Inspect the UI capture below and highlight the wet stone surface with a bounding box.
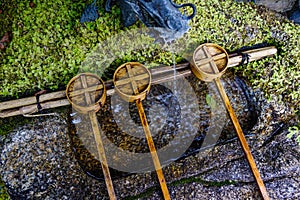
[0,74,299,199]
[0,118,88,199]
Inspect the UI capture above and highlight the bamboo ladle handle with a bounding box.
[66,73,117,200]
[213,78,270,200]
[136,99,171,200]
[208,52,270,200]
[192,44,270,200]
[113,62,170,200]
[89,111,117,200]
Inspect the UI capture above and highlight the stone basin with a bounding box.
[0,73,298,199]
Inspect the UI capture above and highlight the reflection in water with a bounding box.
[70,112,77,117]
[71,116,82,124]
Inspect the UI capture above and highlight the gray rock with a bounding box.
[256,0,297,12]
[0,117,93,199]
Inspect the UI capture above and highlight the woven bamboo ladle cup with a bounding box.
[66,73,116,200]
[113,62,170,200]
[191,43,270,200]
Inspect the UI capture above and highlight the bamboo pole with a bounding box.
[113,63,170,199]
[0,46,277,118]
[0,99,70,118]
[228,46,277,67]
[0,90,66,111]
[89,111,117,200]
[214,78,270,200]
[204,46,270,200]
[66,73,117,200]
[136,99,171,200]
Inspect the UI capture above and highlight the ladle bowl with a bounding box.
[113,62,151,102]
[191,43,229,82]
[66,73,106,113]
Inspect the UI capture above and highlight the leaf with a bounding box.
[287,126,299,139]
[296,136,300,145]
[206,94,217,109]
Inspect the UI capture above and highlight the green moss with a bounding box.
[0,178,10,200]
[0,1,16,36]
[0,116,34,136]
[0,0,299,113]
[124,176,237,200]
[171,176,237,187]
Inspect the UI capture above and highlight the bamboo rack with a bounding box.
[0,46,277,118]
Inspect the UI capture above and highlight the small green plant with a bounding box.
[206,94,217,109]
[0,0,299,115]
[287,125,300,145]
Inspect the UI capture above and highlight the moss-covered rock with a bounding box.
[0,0,299,113]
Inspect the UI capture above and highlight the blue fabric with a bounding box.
[80,0,99,23]
[105,0,197,42]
